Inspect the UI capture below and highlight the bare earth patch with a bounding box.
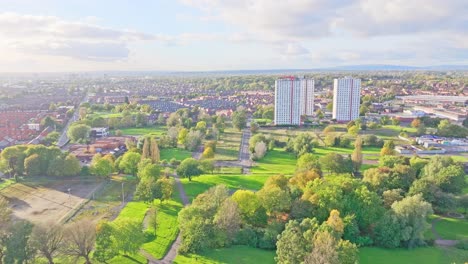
[0,179,99,224]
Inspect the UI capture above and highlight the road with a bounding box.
[57,93,88,148]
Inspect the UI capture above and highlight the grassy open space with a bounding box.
[181,174,270,201]
[359,247,468,264]
[251,149,297,175]
[359,247,442,264]
[173,246,275,264]
[114,126,167,136]
[114,201,149,222]
[160,148,192,161]
[215,128,242,161]
[434,216,468,240]
[142,196,184,259]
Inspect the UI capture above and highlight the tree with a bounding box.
[67,124,91,143]
[176,158,202,181]
[31,224,64,264]
[119,152,141,176]
[63,220,95,264]
[326,210,344,237]
[347,125,360,136]
[63,154,81,177]
[24,154,41,176]
[319,153,353,174]
[231,190,262,223]
[286,133,316,157]
[290,170,321,190]
[382,189,404,208]
[296,153,321,172]
[253,141,267,160]
[0,197,12,262]
[157,177,175,202]
[42,131,60,145]
[111,219,145,256]
[380,140,395,156]
[411,118,422,128]
[305,231,338,264]
[148,207,158,235]
[257,185,291,214]
[374,211,402,248]
[199,159,215,174]
[150,137,160,163]
[391,194,433,248]
[351,136,363,172]
[91,155,113,178]
[45,156,63,178]
[3,221,34,264]
[276,218,318,264]
[232,109,247,131]
[214,198,242,243]
[184,130,203,151]
[202,147,215,159]
[94,221,117,263]
[141,137,150,160]
[178,128,188,145]
[250,121,260,133]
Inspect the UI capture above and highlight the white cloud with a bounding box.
[0,12,221,61]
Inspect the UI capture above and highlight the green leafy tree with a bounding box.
[63,154,81,177]
[232,109,247,131]
[111,219,145,256]
[296,153,321,173]
[4,221,35,264]
[176,158,202,181]
[391,194,433,248]
[319,153,353,174]
[94,221,117,263]
[119,152,141,176]
[351,136,363,172]
[24,154,41,176]
[276,218,318,264]
[67,124,91,143]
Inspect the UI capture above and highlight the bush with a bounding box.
[456,239,468,250]
[234,228,258,247]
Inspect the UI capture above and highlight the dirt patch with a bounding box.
[1,179,99,224]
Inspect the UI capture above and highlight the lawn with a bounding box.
[114,201,149,222]
[251,149,297,175]
[142,196,184,259]
[181,174,270,201]
[359,247,442,264]
[359,246,468,264]
[173,246,275,264]
[434,216,468,240]
[215,128,242,161]
[160,148,192,161]
[114,126,167,136]
[313,146,381,156]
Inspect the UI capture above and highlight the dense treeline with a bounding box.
[0,145,81,178]
[177,152,467,262]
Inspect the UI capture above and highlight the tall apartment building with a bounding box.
[332,77,361,121]
[274,76,314,125]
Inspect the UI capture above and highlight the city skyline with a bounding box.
[0,0,467,72]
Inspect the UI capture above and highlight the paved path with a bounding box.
[431,217,458,247]
[58,93,88,148]
[143,173,189,264]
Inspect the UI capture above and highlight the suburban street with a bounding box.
[57,93,88,148]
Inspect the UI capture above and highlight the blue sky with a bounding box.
[0,0,466,72]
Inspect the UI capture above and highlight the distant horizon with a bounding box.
[0,63,467,75]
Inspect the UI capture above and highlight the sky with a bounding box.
[0,0,466,72]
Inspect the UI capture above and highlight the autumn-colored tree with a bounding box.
[150,137,160,163]
[351,136,363,172]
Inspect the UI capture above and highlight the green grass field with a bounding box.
[114,201,149,222]
[142,197,184,259]
[434,216,468,240]
[160,148,192,161]
[115,126,167,136]
[181,174,270,201]
[359,247,468,264]
[251,149,297,175]
[215,128,242,161]
[173,246,275,264]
